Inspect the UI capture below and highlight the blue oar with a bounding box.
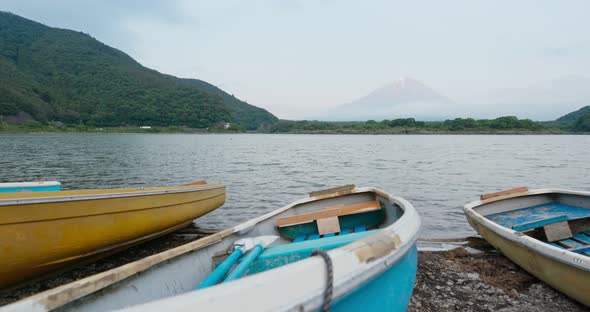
[223,244,264,282]
[197,248,243,289]
[197,235,278,289]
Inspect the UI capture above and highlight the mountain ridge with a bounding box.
[0,11,277,130]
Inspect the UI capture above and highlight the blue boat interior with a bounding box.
[486,203,590,256]
[202,194,396,288]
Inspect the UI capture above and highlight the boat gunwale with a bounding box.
[464,188,590,272]
[0,192,226,226]
[3,187,420,312]
[0,183,225,207]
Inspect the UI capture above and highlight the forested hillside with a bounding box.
[0,12,277,129]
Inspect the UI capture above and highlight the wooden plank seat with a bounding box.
[277,201,381,228]
[277,201,384,240]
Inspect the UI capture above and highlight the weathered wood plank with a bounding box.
[276,200,381,227]
[309,185,355,197]
[544,221,573,242]
[316,216,341,235]
[480,187,529,201]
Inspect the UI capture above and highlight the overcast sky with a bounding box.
[3,0,590,119]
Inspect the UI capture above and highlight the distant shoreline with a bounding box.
[1,128,586,135]
[0,125,242,134]
[270,129,573,135]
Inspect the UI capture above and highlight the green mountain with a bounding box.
[556,105,590,122]
[0,12,277,130]
[550,106,590,132]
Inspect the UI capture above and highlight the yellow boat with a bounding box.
[0,181,225,289]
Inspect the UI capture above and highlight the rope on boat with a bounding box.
[312,249,333,312]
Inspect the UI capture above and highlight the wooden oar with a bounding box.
[197,236,278,289]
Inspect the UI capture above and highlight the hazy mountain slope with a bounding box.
[0,11,277,129]
[556,105,590,122]
[318,78,455,121]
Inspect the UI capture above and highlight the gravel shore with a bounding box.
[1,235,588,311]
[409,238,588,312]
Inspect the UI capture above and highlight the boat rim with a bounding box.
[0,183,225,207]
[463,188,590,272]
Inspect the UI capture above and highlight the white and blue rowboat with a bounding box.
[464,187,590,307]
[0,181,60,193]
[3,185,421,312]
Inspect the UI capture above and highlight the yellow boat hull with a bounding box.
[0,182,225,289]
[468,215,590,306]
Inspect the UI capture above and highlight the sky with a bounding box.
[3,0,590,119]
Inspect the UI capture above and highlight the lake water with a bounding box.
[1,133,589,238]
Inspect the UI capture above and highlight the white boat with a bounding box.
[464,187,590,307]
[3,185,421,312]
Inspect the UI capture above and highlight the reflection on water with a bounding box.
[1,133,589,238]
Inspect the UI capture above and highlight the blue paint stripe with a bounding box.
[308,234,320,240]
[547,242,564,249]
[570,246,590,253]
[559,239,585,248]
[512,215,568,232]
[354,225,366,233]
[293,235,307,243]
[572,233,590,245]
[340,228,352,235]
